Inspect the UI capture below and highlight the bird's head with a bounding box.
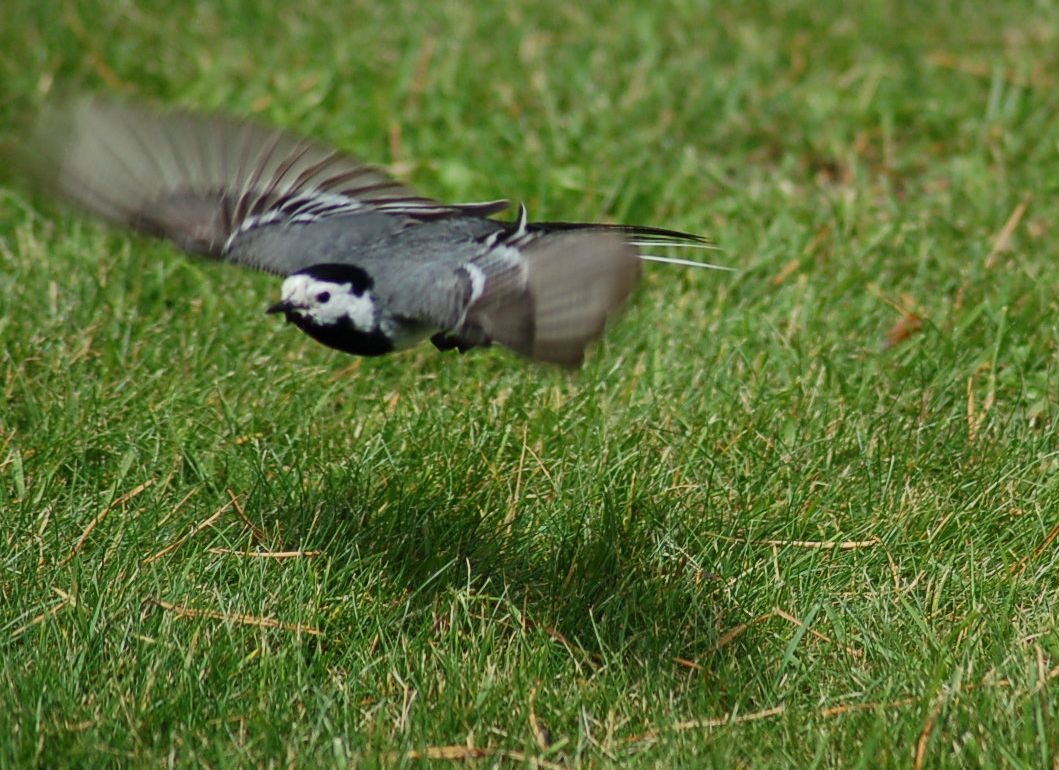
[267,264,377,331]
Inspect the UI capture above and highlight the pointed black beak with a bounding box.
[266,299,293,316]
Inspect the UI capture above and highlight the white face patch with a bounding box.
[278,274,376,331]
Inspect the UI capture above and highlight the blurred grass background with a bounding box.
[2,0,1059,767]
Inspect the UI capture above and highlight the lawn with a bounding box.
[2,0,1059,767]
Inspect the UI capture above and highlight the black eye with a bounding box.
[316,292,331,303]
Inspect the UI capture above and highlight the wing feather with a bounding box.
[393,229,639,367]
[15,97,510,271]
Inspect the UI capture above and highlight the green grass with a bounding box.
[3,0,1059,767]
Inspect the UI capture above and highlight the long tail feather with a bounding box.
[530,220,710,247]
[638,254,737,271]
[523,220,728,271]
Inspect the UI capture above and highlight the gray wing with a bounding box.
[380,222,641,367]
[14,97,509,274]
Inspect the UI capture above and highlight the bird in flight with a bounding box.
[12,97,719,367]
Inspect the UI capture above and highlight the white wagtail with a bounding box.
[12,97,721,367]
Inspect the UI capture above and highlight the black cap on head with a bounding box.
[293,263,374,294]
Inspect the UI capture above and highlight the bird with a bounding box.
[10,97,720,367]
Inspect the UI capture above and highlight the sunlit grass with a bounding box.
[3,1,1059,767]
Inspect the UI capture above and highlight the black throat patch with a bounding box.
[288,313,395,357]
